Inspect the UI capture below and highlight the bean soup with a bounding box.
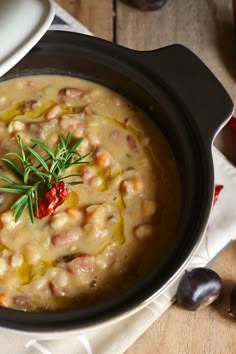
[0,75,181,311]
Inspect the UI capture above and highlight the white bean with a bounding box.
[0,96,6,105]
[121,176,143,196]
[134,224,154,240]
[142,200,157,217]
[76,137,90,154]
[0,258,7,276]
[17,132,31,145]
[45,104,61,120]
[50,212,69,230]
[0,210,17,230]
[10,252,23,268]
[59,117,80,130]
[90,89,102,98]
[86,133,100,146]
[8,120,25,134]
[81,166,96,181]
[39,118,58,132]
[32,277,47,291]
[54,270,69,287]
[96,251,115,270]
[83,223,100,239]
[85,204,111,228]
[90,176,103,189]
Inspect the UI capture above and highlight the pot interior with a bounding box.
[0,31,213,332]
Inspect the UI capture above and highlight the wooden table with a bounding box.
[56,1,236,353]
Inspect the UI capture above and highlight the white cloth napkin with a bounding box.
[0,4,235,354]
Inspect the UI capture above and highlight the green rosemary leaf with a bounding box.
[70,137,83,151]
[10,194,28,210]
[59,174,81,180]
[14,198,28,222]
[71,160,90,166]
[27,192,34,223]
[72,151,83,158]
[54,142,62,157]
[69,181,84,186]
[26,165,48,180]
[65,153,91,168]
[58,135,66,150]
[25,143,36,161]
[24,166,32,184]
[33,189,39,218]
[26,146,49,172]
[2,151,24,163]
[83,152,92,158]
[63,155,74,167]
[1,158,23,179]
[0,184,32,192]
[0,175,16,184]
[12,193,27,212]
[65,132,72,148]
[17,135,26,161]
[48,170,58,184]
[34,156,51,172]
[30,139,55,159]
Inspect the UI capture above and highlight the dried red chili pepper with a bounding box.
[226,116,236,147]
[213,184,224,206]
[34,181,70,219]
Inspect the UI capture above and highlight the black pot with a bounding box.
[0,31,233,335]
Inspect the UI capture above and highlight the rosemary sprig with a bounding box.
[0,133,91,223]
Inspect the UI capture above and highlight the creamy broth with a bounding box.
[0,75,181,311]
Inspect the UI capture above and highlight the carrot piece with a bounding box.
[0,294,8,307]
[131,176,143,192]
[94,150,112,168]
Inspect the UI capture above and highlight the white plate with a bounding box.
[0,0,55,77]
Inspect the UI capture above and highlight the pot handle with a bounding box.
[138,44,234,144]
